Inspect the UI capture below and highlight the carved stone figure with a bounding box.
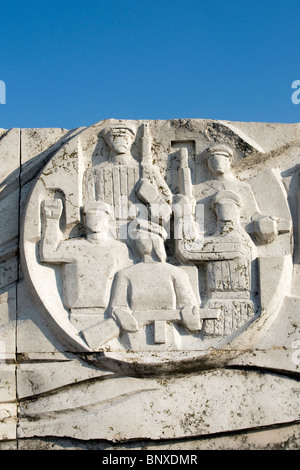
[110,219,202,350]
[174,142,290,278]
[195,144,282,243]
[83,123,139,224]
[83,122,172,240]
[40,198,132,330]
[203,190,257,336]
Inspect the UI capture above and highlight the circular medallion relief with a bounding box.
[20,119,293,373]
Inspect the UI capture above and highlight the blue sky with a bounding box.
[1,0,300,129]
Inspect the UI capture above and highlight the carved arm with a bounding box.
[40,199,66,263]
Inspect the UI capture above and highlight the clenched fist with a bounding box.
[41,199,63,220]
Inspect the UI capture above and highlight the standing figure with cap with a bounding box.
[83,121,172,242]
[197,143,280,243]
[83,121,140,238]
[174,142,286,263]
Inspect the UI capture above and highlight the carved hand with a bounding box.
[112,307,139,332]
[180,305,202,332]
[42,199,63,220]
[252,214,278,244]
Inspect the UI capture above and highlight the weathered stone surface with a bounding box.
[0,364,17,441]
[15,423,300,450]
[0,119,299,449]
[17,369,300,441]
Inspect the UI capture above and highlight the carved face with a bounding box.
[215,201,239,222]
[105,129,134,155]
[135,234,153,256]
[84,210,110,233]
[207,154,231,175]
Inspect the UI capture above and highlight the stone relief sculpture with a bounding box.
[21,118,293,368]
[1,118,297,447]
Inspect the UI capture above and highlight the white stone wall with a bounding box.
[0,120,299,450]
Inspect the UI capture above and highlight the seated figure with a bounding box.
[109,219,202,350]
[203,190,258,336]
